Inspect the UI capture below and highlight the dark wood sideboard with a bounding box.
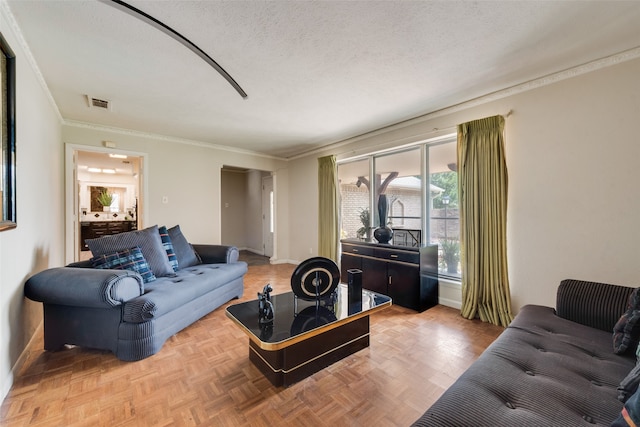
[80,220,138,251]
[340,239,438,312]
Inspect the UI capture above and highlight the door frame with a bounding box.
[64,143,149,264]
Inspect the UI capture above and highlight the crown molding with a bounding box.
[0,0,63,123]
[290,45,640,160]
[63,119,286,161]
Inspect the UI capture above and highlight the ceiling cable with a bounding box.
[98,0,248,99]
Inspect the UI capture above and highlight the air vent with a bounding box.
[86,95,112,110]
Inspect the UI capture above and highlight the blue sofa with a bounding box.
[25,226,247,361]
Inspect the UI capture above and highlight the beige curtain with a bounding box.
[318,155,338,261]
[458,115,513,327]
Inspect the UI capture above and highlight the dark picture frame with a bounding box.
[0,32,15,231]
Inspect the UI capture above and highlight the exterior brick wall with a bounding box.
[340,183,460,243]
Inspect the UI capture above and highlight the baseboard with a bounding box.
[438,297,461,310]
[281,258,296,265]
[242,247,265,256]
[270,258,297,265]
[1,321,43,402]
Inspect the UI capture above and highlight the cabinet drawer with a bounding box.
[341,244,374,257]
[374,247,419,264]
[109,225,125,233]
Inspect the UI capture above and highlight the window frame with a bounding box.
[337,133,459,281]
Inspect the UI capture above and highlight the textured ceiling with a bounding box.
[6,1,640,158]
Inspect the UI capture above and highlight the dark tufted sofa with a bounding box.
[413,279,636,426]
[25,244,247,361]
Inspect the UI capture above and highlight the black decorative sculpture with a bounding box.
[374,194,393,244]
[258,284,274,324]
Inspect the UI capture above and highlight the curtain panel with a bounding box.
[458,115,513,327]
[318,155,338,261]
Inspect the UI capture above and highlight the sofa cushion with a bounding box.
[614,288,640,354]
[87,225,175,278]
[91,247,156,284]
[167,225,200,269]
[122,262,248,322]
[158,226,179,271]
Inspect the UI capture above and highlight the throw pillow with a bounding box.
[86,225,175,277]
[158,225,179,271]
[619,360,640,403]
[91,246,156,283]
[612,387,640,427]
[167,225,201,269]
[614,288,640,354]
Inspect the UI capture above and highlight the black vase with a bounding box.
[374,226,393,244]
[374,194,393,244]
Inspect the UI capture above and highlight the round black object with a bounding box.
[290,306,337,335]
[290,257,340,300]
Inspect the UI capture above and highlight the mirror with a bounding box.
[0,32,15,232]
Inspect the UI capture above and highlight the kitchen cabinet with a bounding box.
[340,239,438,312]
[80,220,138,251]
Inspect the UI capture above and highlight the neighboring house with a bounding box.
[2,7,640,403]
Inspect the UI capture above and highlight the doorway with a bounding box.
[64,145,146,263]
[262,175,274,258]
[220,167,275,261]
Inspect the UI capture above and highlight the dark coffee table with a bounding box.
[226,284,391,386]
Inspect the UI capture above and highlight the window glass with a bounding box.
[374,148,422,247]
[428,141,460,278]
[338,159,370,241]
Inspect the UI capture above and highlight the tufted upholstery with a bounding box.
[413,280,636,427]
[25,244,247,361]
[122,263,247,322]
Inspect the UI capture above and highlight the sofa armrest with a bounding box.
[192,244,239,264]
[24,267,144,309]
[556,278,634,332]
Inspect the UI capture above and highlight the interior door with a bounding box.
[262,175,274,258]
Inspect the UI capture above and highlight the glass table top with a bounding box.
[226,283,391,346]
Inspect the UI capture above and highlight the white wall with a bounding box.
[0,10,64,400]
[287,57,640,312]
[62,126,289,256]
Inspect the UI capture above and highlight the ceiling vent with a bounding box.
[86,95,112,111]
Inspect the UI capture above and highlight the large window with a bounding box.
[338,135,459,279]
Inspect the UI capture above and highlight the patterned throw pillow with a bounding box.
[613,288,640,354]
[91,246,156,283]
[158,226,178,272]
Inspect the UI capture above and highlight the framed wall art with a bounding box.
[0,32,15,232]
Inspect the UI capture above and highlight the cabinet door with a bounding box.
[340,253,362,283]
[387,262,420,310]
[362,257,388,295]
[80,223,92,251]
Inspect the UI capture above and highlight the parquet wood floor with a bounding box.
[1,263,504,426]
